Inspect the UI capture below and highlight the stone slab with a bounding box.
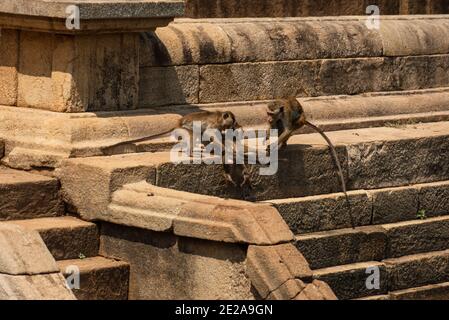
[100,222,255,299]
[383,216,449,258]
[58,257,129,300]
[313,261,388,300]
[0,167,63,220]
[9,217,99,260]
[296,226,387,269]
[0,273,75,300]
[198,55,449,103]
[0,223,59,275]
[384,249,449,291]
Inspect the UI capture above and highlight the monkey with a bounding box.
[101,110,240,156]
[222,148,254,201]
[266,97,355,228]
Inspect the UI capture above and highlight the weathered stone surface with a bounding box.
[141,19,382,66]
[381,19,449,56]
[9,217,99,260]
[58,257,129,300]
[266,279,305,300]
[139,65,199,107]
[369,186,419,224]
[0,273,75,300]
[356,294,390,300]
[0,0,184,19]
[0,105,181,169]
[140,23,231,66]
[0,167,63,220]
[198,55,449,103]
[383,216,449,258]
[0,223,59,275]
[345,125,449,190]
[384,249,449,291]
[296,226,387,269]
[0,29,18,106]
[108,182,294,245]
[294,279,337,300]
[390,282,449,300]
[58,154,157,220]
[417,181,449,217]
[246,244,312,299]
[270,190,371,233]
[17,31,139,112]
[100,222,255,300]
[184,0,406,17]
[0,0,184,33]
[313,262,388,300]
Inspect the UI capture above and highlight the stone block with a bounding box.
[17,31,139,112]
[296,226,387,269]
[383,216,449,258]
[0,273,75,300]
[270,190,371,233]
[417,181,449,217]
[0,29,18,105]
[313,262,388,300]
[384,249,449,291]
[370,186,419,224]
[0,223,59,275]
[139,65,199,107]
[100,223,255,300]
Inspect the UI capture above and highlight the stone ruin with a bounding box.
[1,0,449,300]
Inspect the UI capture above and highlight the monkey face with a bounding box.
[266,102,284,125]
[222,111,239,130]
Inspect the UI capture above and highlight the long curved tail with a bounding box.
[305,121,355,228]
[101,127,175,155]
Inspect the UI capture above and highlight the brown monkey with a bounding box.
[266,97,354,227]
[101,110,240,155]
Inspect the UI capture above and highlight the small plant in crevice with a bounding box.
[78,253,86,260]
[417,209,427,220]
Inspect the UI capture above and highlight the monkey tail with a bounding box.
[101,127,175,156]
[305,121,355,229]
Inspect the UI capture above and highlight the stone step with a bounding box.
[0,167,63,220]
[7,217,99,261]
[109,87,449,155]
[58,256,130,300]
[60,121,449,204]
[358,281,449,300]
[314,249,449,299]
[296,216,449,269]
[313,261,388,300]
[270,180,449,233]
[183,2,449,18]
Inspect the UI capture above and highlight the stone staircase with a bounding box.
[56,119,449,299]
[0,166,130,300]
[2,0,449,300]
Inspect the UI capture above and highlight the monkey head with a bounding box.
[266,100,285,125]
[221,111,240,130]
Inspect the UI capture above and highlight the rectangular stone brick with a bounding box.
[313,261,388,300]
[18,31,140,112]
[199,55,449,103]
[0,29,18,106]
[384,249,449,291]
[417,181,449,217]
[383,216,449,258]
[139,65,199,107]
[296,226,387,269]
[270,190,371,233]
[370,186,419,224]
